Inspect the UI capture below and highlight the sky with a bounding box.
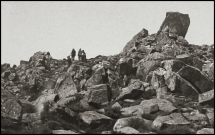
[1,1,214,66]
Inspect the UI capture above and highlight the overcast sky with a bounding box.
[1,1,214,66]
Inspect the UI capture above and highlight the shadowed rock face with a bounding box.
[158,12,190,38]
[123,28,149,53]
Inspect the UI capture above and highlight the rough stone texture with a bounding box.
[157,12,190,38]
[182,112,208,122]
[22,113,39,123]
[116,126,140,134]
[178,66,214,93]
[1,99,23,121]
[139,100,159,114]
[164,71,200,98]
[88,89,109,106]
[111,102,122,111]
[20,60,29,65]
[196,128,214,134]
[161,59,186,73]
[142,86,156,99]
[87,84,111,106]
[55,76,78,99]
[152,113,190,131]
[79,111,112,127]
[1,89,23,122]
[1,63,10,74]
[120,100,158,117]
[8,73,16,81]
[116,85,144,101]
[149,99,177,113]
[205,110,214,127]
[123,28,148,53]
[136,60,161,81]
[113,116,152,133]
[85,72,104,87]
[199,89,214,105]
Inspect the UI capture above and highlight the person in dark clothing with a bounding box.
[40,55,47,69]
[82,50,86,62]
[71,48,76,60]
[67,56,72,67]
[78,48,82,61]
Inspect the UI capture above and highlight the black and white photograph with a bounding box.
[1,1,214,134]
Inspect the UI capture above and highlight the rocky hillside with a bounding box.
[1,12,214,134]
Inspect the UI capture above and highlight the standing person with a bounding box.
[71,48,76,60]
[41,55,47,69]
[78,48,82,61]
[45,52,52,70]
[82,50,86,62]
[67,56,72,68]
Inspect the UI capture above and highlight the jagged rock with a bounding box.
[161,59,186,72]
[1,99,23,121]
[199,89,214,105]
[52,130,79,134]
[205,110,214,127]
[136,60,161,81]
[178,65,214,93]
[202,63,214,81]
[157,12,190,38]
[55,75,77,99]
[123,28,148,53]
[1,89,23,122]
[116,127,140,134]
[97,109,105,114]
[196,128,214,134]
[113,116,152,133]
[144,52,167,62]
[116,80,144,100]
[29,51,52,68]
[150,69,168,99]
[85,70,104,87]
[79,111,112,127]
[111,102,122,111]
[88,84,111,107]
[120,100,159,117]
[1,69,11,79]
[152,113,190,131]
[182,112,208,123]
[163,70,200,98]
[136,45,151,54]
[142,86,156,99]
[149,99,177,113]
[20,60,29,65]
[1,63,10,74]
[8,73,16,81]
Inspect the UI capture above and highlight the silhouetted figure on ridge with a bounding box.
[67,56,72,67]
[71,48,76,60]
[82,50,86,62]
[78,48,82,61]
